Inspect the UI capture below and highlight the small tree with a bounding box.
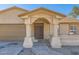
[69,6,79,18]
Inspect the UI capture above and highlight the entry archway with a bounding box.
[32,18,50,42]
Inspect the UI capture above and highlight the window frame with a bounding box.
[69,24,77,35]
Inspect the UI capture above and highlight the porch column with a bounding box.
[51,22,61,48]
[23,19,33,48]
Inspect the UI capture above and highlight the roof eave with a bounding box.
[18,7,66,17]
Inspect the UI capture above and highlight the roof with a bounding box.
[59,17,79,23]
[18,7,66,17]
[0,6,28,14]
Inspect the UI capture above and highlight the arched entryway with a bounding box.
[32,18,50,42]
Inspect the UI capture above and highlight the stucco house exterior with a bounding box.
[0,6,79,48]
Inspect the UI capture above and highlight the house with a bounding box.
[0,6,79,48]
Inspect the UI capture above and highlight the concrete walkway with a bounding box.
[18,42,63,55]
[32,44,63,55]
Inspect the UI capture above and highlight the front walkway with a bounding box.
[0,41,79,55]
[31,42,63,55]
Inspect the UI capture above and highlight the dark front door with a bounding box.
[34,23,44,39]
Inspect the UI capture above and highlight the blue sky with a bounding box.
[0,4,79,15]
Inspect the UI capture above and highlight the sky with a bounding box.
[0,4,79,15]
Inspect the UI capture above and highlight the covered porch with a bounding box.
[18,8,65,48]
[22,16,61,48]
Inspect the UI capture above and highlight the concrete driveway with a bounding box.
[0,41,79,55]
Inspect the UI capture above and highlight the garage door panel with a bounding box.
[0,24,26,38]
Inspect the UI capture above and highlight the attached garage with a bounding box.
[0,24,26,41]
[0,6,28,41]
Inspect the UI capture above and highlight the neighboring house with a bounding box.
[0,6,79,48]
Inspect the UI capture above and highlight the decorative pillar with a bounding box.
[23,18,33,48]
[50,17,61,48]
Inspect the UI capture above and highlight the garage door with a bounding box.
[0,24,26,40]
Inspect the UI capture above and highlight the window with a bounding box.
[69,24,77,34]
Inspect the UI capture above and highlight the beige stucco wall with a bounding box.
[59,24,69,35]
[76,24,79,34]
[60,35,79,46]
[0,9,26,24]
[44,23,50,39]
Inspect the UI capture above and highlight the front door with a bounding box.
[34,23,44,39]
